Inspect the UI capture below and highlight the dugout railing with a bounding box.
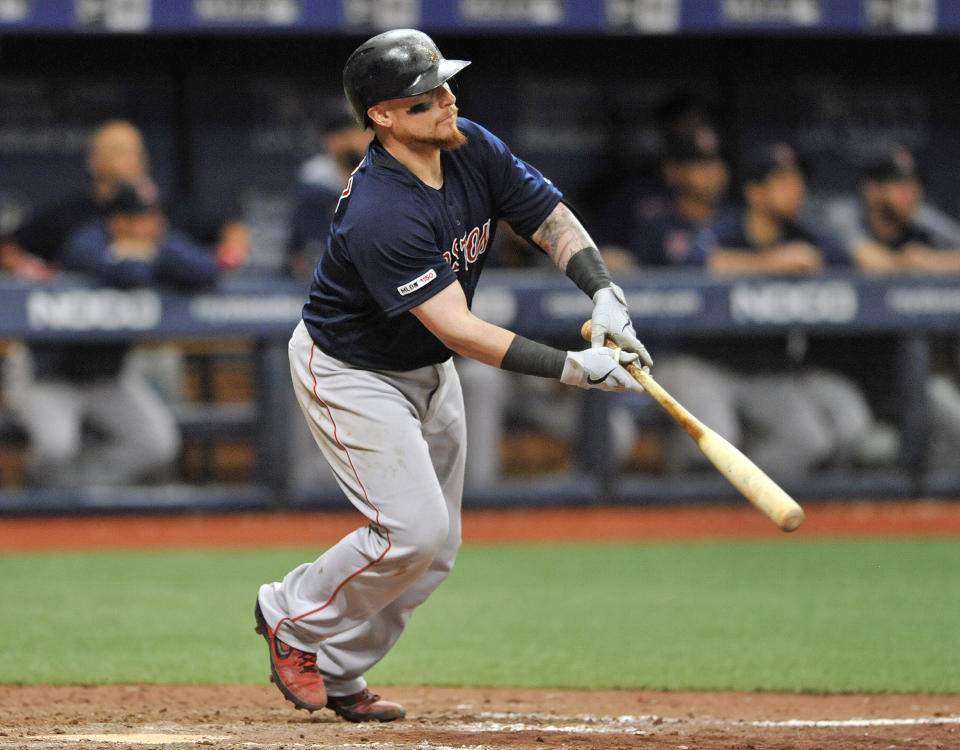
[0,269,956,514]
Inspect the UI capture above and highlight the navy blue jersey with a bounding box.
[287,183,340,277]
[63,221,219,290]
[29,219,219,384]
[697,209,850,267]
[302,118,561,370]
[689,208,854,373]
[631,204,709,267]
[865,213,934,250]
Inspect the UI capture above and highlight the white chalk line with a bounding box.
[27,732,230,745]
[453,710,676,735]
[753,716,960,728]
[5,712,959,747]
[456,711,960,734]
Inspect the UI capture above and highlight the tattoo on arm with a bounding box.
[532,203,595,272]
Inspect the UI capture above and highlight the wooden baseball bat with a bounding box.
[581,320,804,532]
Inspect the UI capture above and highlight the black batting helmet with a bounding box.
[342,29,471,129]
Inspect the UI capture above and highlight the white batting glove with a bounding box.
[591,283,653,369]
[560,346,645,393]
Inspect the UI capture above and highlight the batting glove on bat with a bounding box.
[591,283,653,369]
[561,346,645,393]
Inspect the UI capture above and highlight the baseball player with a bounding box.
[254,29,652,723]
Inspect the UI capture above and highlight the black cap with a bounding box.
[342,29,470,128]
[105,180,162,215]
[864,145,919,183]
[664,125,722,163]
[742,142,805,184]
[321,103,361,135]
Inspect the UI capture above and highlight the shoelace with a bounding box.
[332,689,377,708]
[296,650,320,675]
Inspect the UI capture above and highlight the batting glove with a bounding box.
[561,346,645,393]
[591,283,653,369]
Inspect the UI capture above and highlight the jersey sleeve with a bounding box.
[796,222,851,267]
[154,229,221,289]
[13,202,77,262]
[821,198,868,254]
[472,122,562,238]
[62,222,157,288]
[694,210,739,258]
[340,200,458,318]
[709,210,748,248]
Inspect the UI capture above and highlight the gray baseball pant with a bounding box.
[258,320,466,697]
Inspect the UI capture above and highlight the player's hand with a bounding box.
[560,346,644,393]
[900,242,939,272]
[763,242,823,274]
[590,283,653,369]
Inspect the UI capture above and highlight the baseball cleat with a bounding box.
[326,689,406,722]
[254,598,327,712]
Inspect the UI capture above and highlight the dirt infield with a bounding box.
[2,685,959,749]
[2,501,959,748]
[3,499,960,552]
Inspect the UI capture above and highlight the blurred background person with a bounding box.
[283,105,373,498]
[586,92,720,257]
[458,225,584,491]
[830,146,960,274]
[0,119,249,279]
[2,180,225,488]
[588,124,730,474]
[818,145,960,267]
[623,124,729,269]
[707,142,847,273]
[0,120,148,280]
[0,119,250,454]
[655,141,892,480]
[286,106,373,282]
[819,145,960,471]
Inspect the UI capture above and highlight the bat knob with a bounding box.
[779,506,805,532]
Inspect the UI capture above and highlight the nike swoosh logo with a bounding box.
[587,367,617,385]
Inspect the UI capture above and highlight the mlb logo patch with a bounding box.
[397,268,437,296]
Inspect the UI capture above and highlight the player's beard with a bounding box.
[427,123,467,151]
[679,184,724,208]
[878,199,910,227]
[770,204,801,226]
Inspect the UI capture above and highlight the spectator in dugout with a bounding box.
[280,107,374,495]
[619,123,730,269]
[1,180,225,488]
[585,124,731,471]
[0,119,249,277]
[817,145,960,471]
[286,106,373,281]
[835,145,960,273]
[653,140,896,478]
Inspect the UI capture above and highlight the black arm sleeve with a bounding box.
[564,246,613,298]
[500,335,566,379]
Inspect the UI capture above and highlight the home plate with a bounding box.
[34,734,229,744]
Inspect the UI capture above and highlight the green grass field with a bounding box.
[1,538,957,693]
